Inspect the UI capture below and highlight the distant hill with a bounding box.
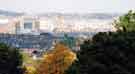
[0,9,122,19]
[0,9,25,16]
[38,13,122,20]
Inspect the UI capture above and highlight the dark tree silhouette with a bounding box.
[66,31,135,74]
[0,43,24,74]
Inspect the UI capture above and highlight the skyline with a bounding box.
[0,0,134,14]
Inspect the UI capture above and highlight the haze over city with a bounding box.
[0,0,134,14]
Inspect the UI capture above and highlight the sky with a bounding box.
[0,0,135,14]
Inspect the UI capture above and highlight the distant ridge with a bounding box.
[38,13,122,20]
[0,9,25,16]
[0,9,122,19]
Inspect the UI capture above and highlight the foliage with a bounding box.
[0,43,24,74]
[37,43,76,74]
[115,10,135,31]
[66,31,135,74]
[25,66,36,74]
[22,52,37,74]
[62,34,76,49]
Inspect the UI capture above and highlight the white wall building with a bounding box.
[15,16,40,35]
[39,17,55,32]
[0,15,117,34]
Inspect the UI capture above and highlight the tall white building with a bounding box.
[15,16,40,34]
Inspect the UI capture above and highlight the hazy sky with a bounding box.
[0,0,135,14]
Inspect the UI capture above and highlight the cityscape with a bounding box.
[0,0,135,74]
[0,11,118,51]
[0,12,118,34]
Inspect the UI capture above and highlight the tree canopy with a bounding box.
[62,34,76,49]
[37,43,76,74]
[0,43,24,74]
[66,31,135,74]
[115,10,135,31]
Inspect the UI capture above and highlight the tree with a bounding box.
[62,34,76,49]
[115,10,135,31]
[0,43,24,74]
[37,43,76,74]
[66,31,135,74]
